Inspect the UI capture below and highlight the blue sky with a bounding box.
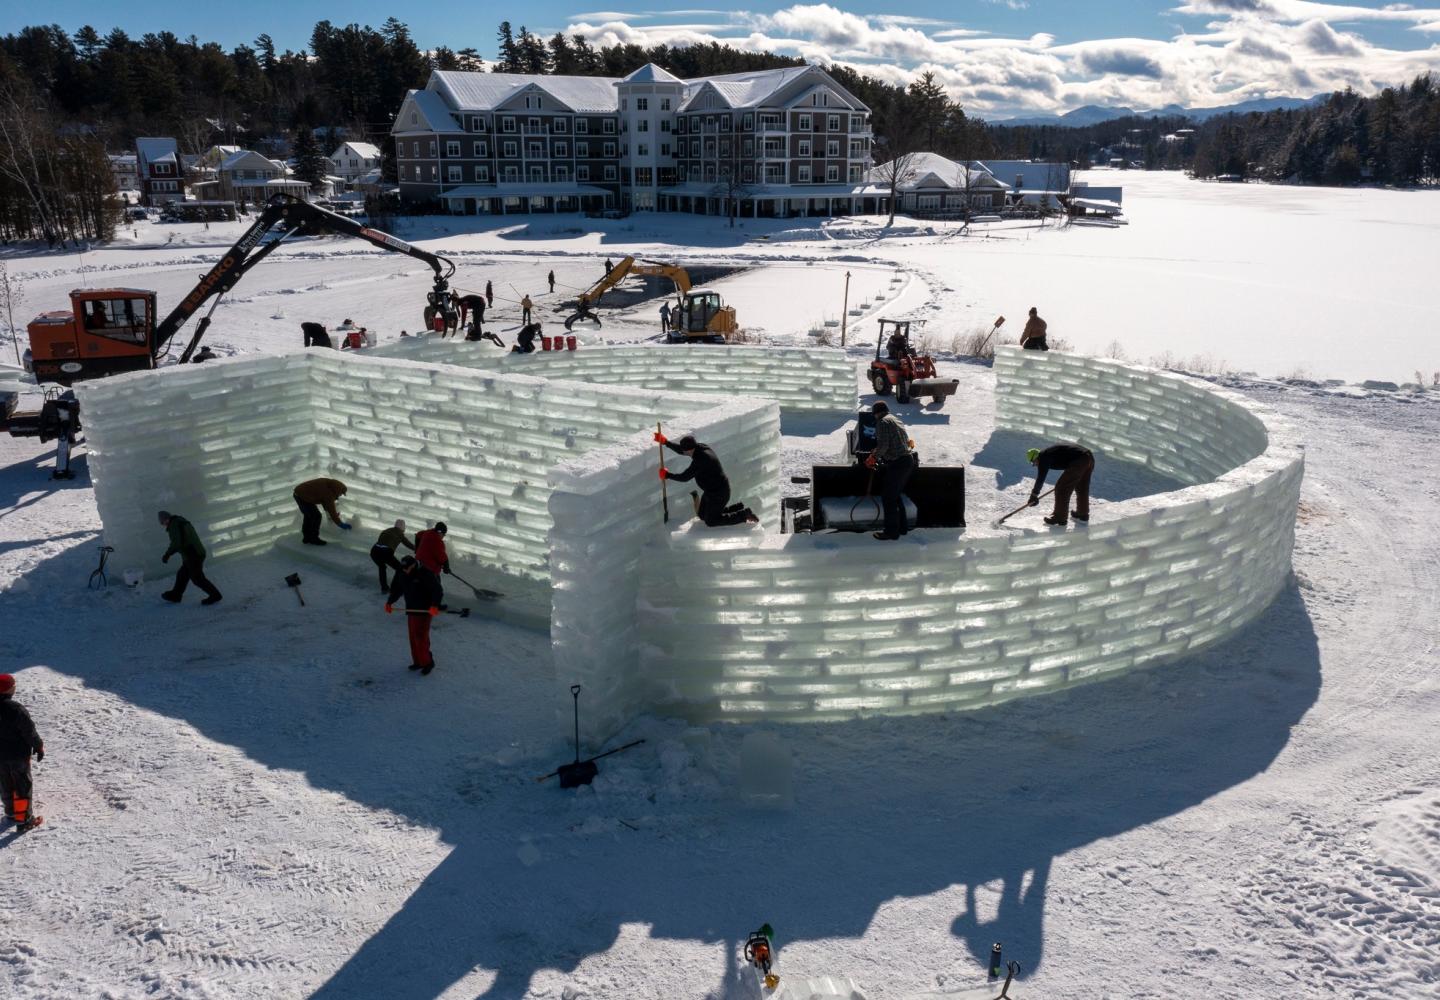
[7,2,1440,116]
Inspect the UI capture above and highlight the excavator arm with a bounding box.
[565,256,694,329]
[154,194,456,364]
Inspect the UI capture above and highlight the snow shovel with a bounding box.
[994,488,1054,528]
[445,567,503,601]
[284,572,306,606]
[400,607,471,618]
[535,684,646,787]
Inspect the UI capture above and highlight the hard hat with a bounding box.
[1026,448,1040,462]
[0,674,14,696]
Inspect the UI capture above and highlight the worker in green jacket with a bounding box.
[157,510,222,605]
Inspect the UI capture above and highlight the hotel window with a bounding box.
[554,119,567,132]
[502,117,516,132]
[660,97,671,111]
[504,142,518,158]
[529,165,544,180]
[602,119,616,133]
[604,165,617,180]
[638,144,648,156]
[826,165,839,182]
[827,140,840,157]
[555,142,569,157]
[638,120,649,132]
[577,119,589,133]
[476,165,490,181]
[660,120,671,133]
[636,98,648,111]
[604,142,616,157]
[797,165,811,182]
[798,140,811,157]
[798,114,811,130]
[577,165,590,181]
[446,141,460,157]
[577,141,589,157]
[828,115,840,131]
[473,141,487,157]
[447,165,461,182]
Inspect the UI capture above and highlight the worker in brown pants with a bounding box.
[1027,443,1094,527]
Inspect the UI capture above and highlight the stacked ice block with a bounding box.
[632,349,1304,723]
[368,339,857,414]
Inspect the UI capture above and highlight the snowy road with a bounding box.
[2,361,1436,999]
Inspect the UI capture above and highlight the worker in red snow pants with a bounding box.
[385,557,444,676]
[0,674,45,832]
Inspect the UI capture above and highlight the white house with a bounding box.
[867,152,1009,216]
[217,150,311,206]
[108,154,138,198]
[329,142,383,188]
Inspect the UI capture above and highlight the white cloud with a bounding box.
[562,2,1440,117]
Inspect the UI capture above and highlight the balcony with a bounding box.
[758,122,786,134]
[522,125,548,135]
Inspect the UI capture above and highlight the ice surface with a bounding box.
[738,732,794,810]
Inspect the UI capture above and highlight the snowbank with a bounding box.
[631,348,1303,723]
[368,339,857,414]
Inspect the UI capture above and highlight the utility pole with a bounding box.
[840,270,851,346]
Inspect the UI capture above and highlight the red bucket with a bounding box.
[431,314,444,332]
[541,336,553,351]
[566,335,577,351]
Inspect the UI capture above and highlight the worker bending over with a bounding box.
[1027,443,1094,526]
[656,433,759,527]
[293,477,352,545]
[369,519,414,593]
[867,401,918,540]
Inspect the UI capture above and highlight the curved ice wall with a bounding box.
[630,348,1303,724]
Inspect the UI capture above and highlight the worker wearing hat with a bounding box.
[0,674,45,832]
[1027,443,1095,526]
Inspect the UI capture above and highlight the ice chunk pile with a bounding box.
[369,339,857,414]
[631,351,1303,723]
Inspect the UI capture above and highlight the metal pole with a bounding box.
[840,270,851,346]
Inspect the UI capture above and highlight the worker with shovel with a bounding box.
[384,557,443,675]
[1027,443,1094,526]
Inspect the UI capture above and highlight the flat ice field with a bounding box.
[1,177,1439,999]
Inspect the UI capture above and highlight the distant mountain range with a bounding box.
[994,94,1328,128]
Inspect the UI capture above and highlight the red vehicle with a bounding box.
[25,194,456,386]
[867,319,958,405]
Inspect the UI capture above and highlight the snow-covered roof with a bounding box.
[620,63,683,85]
[392,89,461,134]
[980,160,1071,192]
[680,66,814,111]
[219,150,280,173]
[866,153,1003,191]
[109,154,137,166]
[334,141,381,159]
[431,71,620,114]
[136,137,178,164]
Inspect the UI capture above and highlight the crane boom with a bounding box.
[157,194,456,364]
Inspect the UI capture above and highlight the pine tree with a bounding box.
[292,127,329,194]
[495,22,519,73]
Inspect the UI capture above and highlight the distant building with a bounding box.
[391,63,875,218]
[136,137,185,206]
[215,150,311,207]
[866,153,1008,216]
[108,154,138,196]
[979,159,1071,210]
[329,141,383,188]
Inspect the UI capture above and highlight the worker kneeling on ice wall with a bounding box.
[656,433,760,527]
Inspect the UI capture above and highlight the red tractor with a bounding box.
[867,319,958,406]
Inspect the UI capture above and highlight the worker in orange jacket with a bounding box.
[293,478,351,545]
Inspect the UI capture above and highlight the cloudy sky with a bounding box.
[14,1,1440,116]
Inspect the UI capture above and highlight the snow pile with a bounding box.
[549,393,780,740]
[369,339,857,414]
[632,350,1302,722]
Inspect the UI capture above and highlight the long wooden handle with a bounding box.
[658,422,669,523]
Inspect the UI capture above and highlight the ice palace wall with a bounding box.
[77,346,1300,737]
[631,348,1303,723]
[368,339,857,415]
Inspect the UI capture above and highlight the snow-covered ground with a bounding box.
[2,177,1439,998]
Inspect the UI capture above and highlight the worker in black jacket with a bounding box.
[385,557,445,675]
[1027,443,1095,526]
[0,674,45,832]
[656,433,759,527]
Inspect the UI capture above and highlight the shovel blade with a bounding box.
[557,760,599,788]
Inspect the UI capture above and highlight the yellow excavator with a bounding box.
[564,255,739,343]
